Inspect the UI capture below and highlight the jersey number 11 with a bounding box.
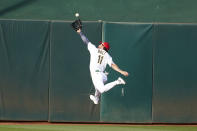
[98,55,104,64]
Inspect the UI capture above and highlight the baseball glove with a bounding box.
[71,19,82,31]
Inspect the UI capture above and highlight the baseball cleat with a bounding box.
[117,77,126,85]
[90,95,99,104]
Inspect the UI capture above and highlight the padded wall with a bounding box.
[0,20,49,120]
[152,24,197,123]
[0,20,197,123]
[49,21,102,122]
[101,22,153,123]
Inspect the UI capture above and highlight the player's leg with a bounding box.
[95,89,101,98]
[93,77,125,94]
[90,73,126,104]
[91,73,106,94]
[92,72,126,94]
[101,77,125,93]
[89,89,101,104]
[89,73,102,104]
[89,73,101,104]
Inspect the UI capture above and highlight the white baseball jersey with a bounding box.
[87,42,114,74]
[79,32,119,95]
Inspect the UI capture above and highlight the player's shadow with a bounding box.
[88,87,100,120]
[89,101,100,121]
[0,0,37,16]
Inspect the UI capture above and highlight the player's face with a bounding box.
[98,44,104,49]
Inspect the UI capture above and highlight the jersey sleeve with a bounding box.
[107,55,114,67]
[88,42,97,53]
[79,32,90,45]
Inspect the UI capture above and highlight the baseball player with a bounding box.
[76,29,129,104]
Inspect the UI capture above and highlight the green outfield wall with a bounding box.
[152,23,197,123]
[0,20,50,121]
[0,0,197,23]
[0,19,197,123]
[49,21,101,122]
[101,23,153,123]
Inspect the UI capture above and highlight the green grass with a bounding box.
[0,124,197,131]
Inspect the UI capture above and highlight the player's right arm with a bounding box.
[77,29,89,45]
[77,29,97,53]
[111,63,129,77]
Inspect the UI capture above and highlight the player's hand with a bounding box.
[77,29,81,33]
[121,71,129,77]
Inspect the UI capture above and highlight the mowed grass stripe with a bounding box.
[0,124,197,131]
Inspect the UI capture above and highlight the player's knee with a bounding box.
[97,88,105,94]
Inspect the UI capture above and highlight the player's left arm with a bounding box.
[111,63,129,77]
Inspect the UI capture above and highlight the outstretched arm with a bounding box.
[111,63,129,77]
[77,29,90,45]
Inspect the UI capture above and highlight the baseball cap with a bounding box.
[99,42,110,51]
